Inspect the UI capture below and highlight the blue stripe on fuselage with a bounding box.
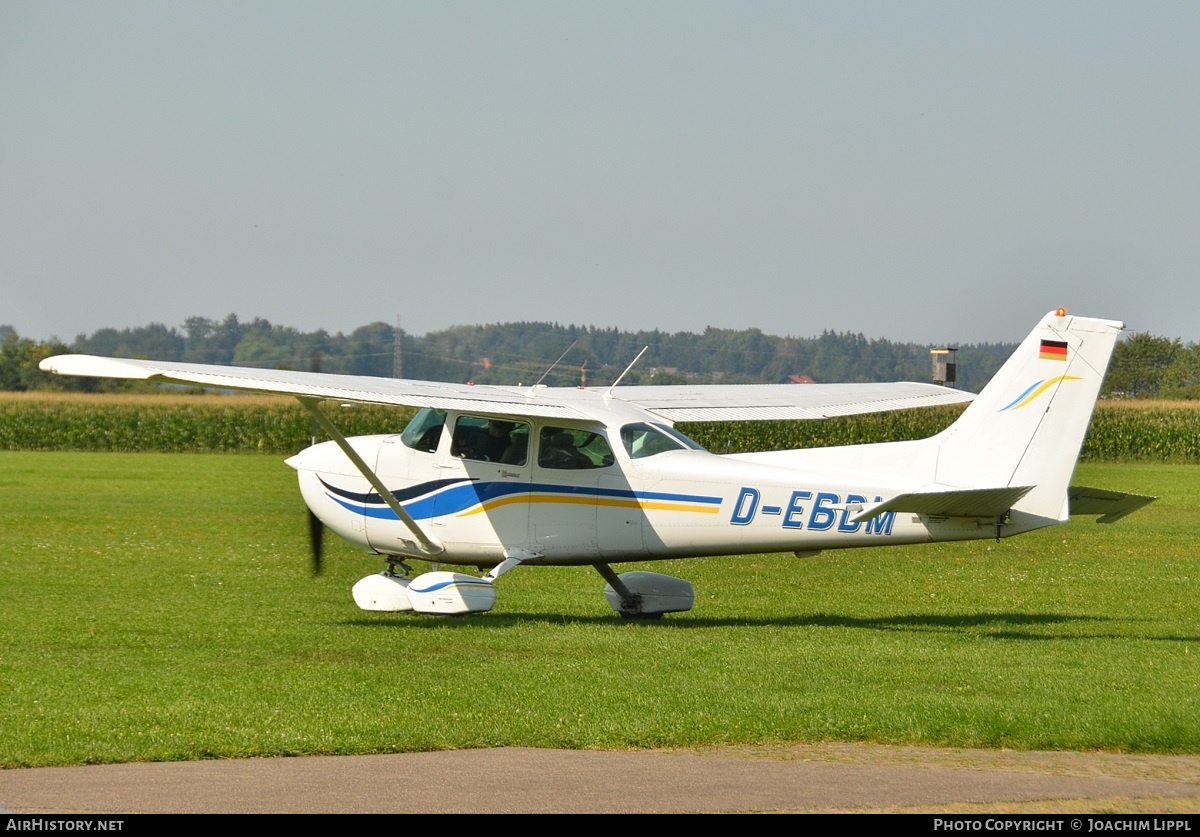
[320,478,721,521]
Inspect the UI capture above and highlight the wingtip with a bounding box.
[35,354,159,380]
[38,354,69,373]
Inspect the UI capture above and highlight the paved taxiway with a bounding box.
[3,744,1200,814]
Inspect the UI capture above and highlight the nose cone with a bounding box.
[286,436,394,552]
[285,437,387,476]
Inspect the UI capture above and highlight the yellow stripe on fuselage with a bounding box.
[457,494,721,518]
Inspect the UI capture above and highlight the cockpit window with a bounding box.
[451,416,530,465]
[538,427,614,470]
[620,422,706,459]
[400,408,446,453]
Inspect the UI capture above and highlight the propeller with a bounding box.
[309,508,325,576]
[307,349,325,576]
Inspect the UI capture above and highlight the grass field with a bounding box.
[1,451,1197,767]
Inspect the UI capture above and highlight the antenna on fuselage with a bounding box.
[525,339,579,396]
[605,346,648,399]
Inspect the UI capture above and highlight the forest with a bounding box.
[1,315,1195,398]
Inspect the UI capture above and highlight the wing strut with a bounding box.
[593,563,640,612]
[298,397,443,557]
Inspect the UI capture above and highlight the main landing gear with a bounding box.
[350,559,694,619]
[594,564,695,619]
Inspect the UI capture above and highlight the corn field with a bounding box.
[2,393,1198,462]
[0,393,412,454]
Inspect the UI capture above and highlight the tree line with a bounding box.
[3,315,1193,397]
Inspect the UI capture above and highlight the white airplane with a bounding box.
[40,308,1153,618]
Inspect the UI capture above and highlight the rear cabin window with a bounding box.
[537,427,614,470]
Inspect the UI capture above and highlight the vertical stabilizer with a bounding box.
[931,310,1123,522]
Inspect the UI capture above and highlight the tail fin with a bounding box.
[930,309,1123,522]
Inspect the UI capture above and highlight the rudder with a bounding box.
[930,309,1123,522]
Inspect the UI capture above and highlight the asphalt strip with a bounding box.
[2,744,1199,814]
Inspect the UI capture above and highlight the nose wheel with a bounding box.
[352,556,417,612]
[383,557,413,579]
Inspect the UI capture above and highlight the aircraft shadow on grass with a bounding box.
[335,610,1199,644]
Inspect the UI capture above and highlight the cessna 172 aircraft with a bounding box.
[40,309,1153,618]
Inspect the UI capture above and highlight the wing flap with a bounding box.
[849,485,1035,522]
[609,382,974,422]
[1068,485,1157,523]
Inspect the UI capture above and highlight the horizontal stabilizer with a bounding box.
[850,485,1035,523]
[1068,485,1157,523]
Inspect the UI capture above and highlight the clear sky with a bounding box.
[2,1,1198,347]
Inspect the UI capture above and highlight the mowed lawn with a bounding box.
[1,451,1197,767]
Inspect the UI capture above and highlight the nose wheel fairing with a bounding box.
[352,560,499,616]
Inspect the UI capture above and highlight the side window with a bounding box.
[538,427,614,470]
[400,408,446,453]
[620,422,700,459]
[452,416,529,465]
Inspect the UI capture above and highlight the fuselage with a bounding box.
[286,407,1045,568]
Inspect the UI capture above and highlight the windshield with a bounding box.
[399,408,446,453]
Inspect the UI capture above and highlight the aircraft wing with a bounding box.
[39,355,974,423]
[605,382,974,422]
[37,355,590,419]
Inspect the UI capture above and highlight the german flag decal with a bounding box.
[1039,339,1068,361]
